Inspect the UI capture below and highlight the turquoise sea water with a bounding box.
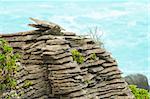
[0,0,149,82]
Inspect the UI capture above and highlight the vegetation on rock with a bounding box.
[71,49,84,64]
[88,26,104,47]
[129,85,150,99]
[0,39,22,99]
[22,80,33,88]
[90,53,97,60]
[0,39,20,91]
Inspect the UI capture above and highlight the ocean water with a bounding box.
[0,0,149,82]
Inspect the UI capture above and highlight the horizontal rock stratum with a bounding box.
[0,18,134,99]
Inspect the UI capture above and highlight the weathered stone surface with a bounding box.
[25,34,40,41]
[42,45,70,51]
[100,66,121,74]
[46,39,69,45]
[30,41,45,48]
[37,35,54,40]
[102,61,118,67]
[88,66,104,73]
[80,60,105,68]
[29,17,65,31]
[50,67,81,75]
[49,62,76,70]
[25,65,45,74]
[9,42,25,48]
[84,48,105,55]
[42,50,65,56]
[63,32,76,36]
[44,56,73,64]
[1,35,25,42]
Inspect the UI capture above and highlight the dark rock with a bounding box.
[124,74,150,90]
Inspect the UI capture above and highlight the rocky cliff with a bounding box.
[0,18,134,99]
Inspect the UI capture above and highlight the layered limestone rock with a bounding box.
[0,18,134,99]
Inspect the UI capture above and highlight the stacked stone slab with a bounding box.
[0,18,134,99]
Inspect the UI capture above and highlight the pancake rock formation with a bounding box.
[0,18,134,99]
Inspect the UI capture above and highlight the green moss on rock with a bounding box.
[71,49,84,64]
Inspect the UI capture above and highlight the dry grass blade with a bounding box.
[88,26,104,48]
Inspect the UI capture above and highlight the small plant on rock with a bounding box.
[129,85,150,99]
[84,80,91,84]
[87,26,104,48]
[71,49,84,64]
[22,80,33,88]
[90,53,97,60]
[0,39,21,99]
[0,39,20,91]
